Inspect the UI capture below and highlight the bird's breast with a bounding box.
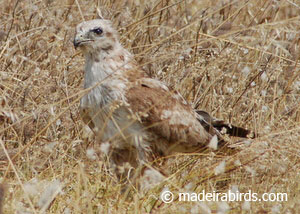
[80,85,110,109]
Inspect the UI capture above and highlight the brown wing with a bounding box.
[125,78,212,147]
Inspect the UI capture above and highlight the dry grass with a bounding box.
[1,0,300,213]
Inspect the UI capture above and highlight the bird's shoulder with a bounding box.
[123,71,211,145]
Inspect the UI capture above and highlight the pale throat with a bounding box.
[83,47,117,88]
[83,43,132,89]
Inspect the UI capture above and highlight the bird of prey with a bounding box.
[73,18,252,189]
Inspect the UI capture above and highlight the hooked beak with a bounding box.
[73,37,83,49]
[73,39,80,49]
[73,35,93,49]
[73,40,79,49]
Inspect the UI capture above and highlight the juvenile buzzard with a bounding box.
[73,18,251,190]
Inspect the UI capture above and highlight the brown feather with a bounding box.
[125,77,212,152]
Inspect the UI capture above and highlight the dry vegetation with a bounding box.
[1,0,300,213]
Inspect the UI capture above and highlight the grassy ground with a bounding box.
[1,0,300,213]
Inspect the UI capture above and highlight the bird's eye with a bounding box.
[92,28,103,35]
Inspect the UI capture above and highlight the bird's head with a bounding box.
[73,19,119,54]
